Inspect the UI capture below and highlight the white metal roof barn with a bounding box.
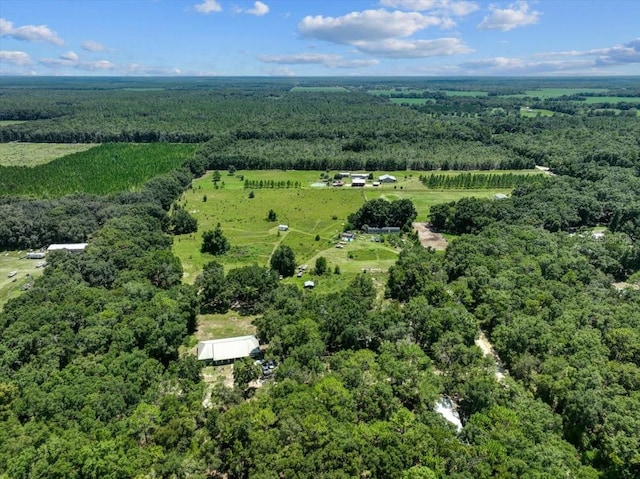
[197,336,260,362]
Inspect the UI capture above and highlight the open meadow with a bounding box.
[172,169,522,286]
[0,251,45,309]
[0,142,98,167]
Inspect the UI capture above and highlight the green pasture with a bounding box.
[582,96,640,104]
[0,142,98,167]
[0,120,28,126]
[0,250,45,310]
[0,143,199,197]
[367,88,425,96]
[173,169,518,285]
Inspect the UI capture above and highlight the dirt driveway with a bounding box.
[412,222,448,250]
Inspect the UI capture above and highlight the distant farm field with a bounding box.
[0,143,199,197]
[173,169,518,284]
[0,142,98,167]
[0,120,28,126]
[582,96,640,104]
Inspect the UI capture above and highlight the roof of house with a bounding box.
[197,335,260,361]
[304,280,315,288]
[47,243,88,251]
[494,193,508,200]
[379,174,397,181]
[351,178,366,185]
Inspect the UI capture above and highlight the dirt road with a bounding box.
[412,222,448,250]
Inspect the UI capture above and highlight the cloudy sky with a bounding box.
[1,0,638,76]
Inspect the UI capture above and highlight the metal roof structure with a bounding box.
[197,336,260,362]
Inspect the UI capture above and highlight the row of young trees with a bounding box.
[419,172,546,189]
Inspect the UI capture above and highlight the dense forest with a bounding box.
[0,77,639,478]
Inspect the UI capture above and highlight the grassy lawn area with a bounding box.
[173,169,522,286]
[582,96,640,104]
[0,142,99,167]
[0,120,28,126]
[0,250,46,310]
[290,86,349,92]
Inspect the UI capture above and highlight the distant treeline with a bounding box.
[420,172,546,189]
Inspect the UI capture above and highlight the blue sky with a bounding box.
[1,0,638,76]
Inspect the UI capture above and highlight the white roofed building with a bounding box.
[47,243,88,253]
[197,335,260,363]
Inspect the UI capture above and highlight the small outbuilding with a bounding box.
[493,193,508,200]
[379,174,397,183]
[304,280,315,289]
[26,252,46,259]
[197,335,260,364]
[278,225,289,231]
[351,178,366,187]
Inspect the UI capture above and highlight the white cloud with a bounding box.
[259,52,378,69]
[81,40,106,52]
[60,51,79,61]
[532,38,640,67]
[246,1,269,16]
[0,18,64,45]
[194,0,222,14]
[0,50,32,66]
[356,37,473,58]
[477,1,540,31]
[299,9,442,45]
[380,0,479,16]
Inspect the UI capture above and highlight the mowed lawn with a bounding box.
[0,142,99,167]
[173,169,518,284]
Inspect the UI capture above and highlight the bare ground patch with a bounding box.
[413,222,448,250]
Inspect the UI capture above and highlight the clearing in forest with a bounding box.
[0,142,98,167]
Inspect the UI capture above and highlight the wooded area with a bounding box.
[0,76,639,479]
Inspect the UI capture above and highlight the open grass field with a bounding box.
[173,169,522,285]
[0,143,199,197]
[0,250,46,310]
[0,120,28,126]
[582,96,640,104]
[0,142,98,167]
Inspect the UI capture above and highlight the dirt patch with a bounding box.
[413,222,448,250]
[613,282,640,291]
[475,330,507,381]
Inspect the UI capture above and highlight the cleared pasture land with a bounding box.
[520,107,554,117]
[0,142,98,167]
[173,169,520,284]
[582,96,640,104]
[0,143,199,197]
[0,251,45,310]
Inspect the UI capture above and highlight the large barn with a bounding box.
[197,336,260,364]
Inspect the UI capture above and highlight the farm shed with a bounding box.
[26,252,46,259]
[197,336,260,363]
[304,281,315,289]
[493,193,508,200]
[379,174,397,183]
[351,178,366,187]
[47,243,88,253]
[351,173,369,179]
[278,225,289,231]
